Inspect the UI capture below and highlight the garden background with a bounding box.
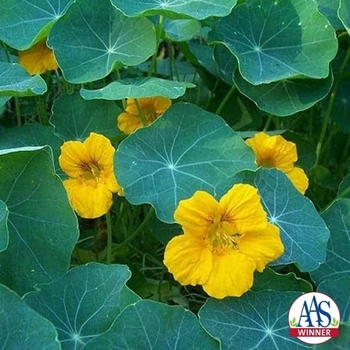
[0,0,350,349]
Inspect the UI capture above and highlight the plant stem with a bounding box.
[106,211,113,264]
[36,95,49,125]
[315,48,350,165]
[215,84,236,115]
[148,15,164,77]
[115,206,155,251]
[14,97,22,126]
[134,98,147,126]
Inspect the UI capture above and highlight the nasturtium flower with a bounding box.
[59,132,122,219]
[164,184,284,299]
[18,38,58,75]
[117,97,172,134]
[246,132,309,194]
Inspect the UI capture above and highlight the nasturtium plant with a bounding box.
[1,0,350,348]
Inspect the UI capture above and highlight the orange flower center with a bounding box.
[207,215,242,254]
[257,157,275,168]
[81,163,100,180]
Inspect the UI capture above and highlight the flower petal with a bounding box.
[174,191,219,237]
[202,250,256,298]
[83,132,115,171]
[238,223,284,272]
[164,234,213,286]
[59,140,89,178]
[246,132,297,172]
[218,184,268,234]
[18,39,58,75]
[63,178,113,219]
[153,96,172,114]
[117,112,141,134]
[286,166,309,194]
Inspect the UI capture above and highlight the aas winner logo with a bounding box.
[289,292,340,345]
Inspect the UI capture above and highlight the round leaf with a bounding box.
[24,263,139,349]
[254,168,330,272]
[339,0,350,35]
[110,0,238,20]
[338,174,350,199]
[199,291,308,350]
[252,268,312,292]
[80,77,194,100]
[234,72,333,117]
[311,199,350,283]
[51,93,122,141]
[317,0,344,30]
[84,300,220,350]
[49,0,156,83]
[163,18,201,41]
[0,283,60,349]
[318,276,350,322]
[208,0,338,84]
[115,102,256,223]
[0,147,78,295]
[0,124,63,175]
[0,62,47,97]
[0,0,73,50]
[0,200,9,252]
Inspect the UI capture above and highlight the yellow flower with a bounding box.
[117,97,172,134]
[163,184,284,299]
[59,133,122,219]
[18,38,58,75]
[246,132,309,194]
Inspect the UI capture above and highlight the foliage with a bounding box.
[0,0,350,348]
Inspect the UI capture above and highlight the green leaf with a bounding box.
[84,299,220,350]
[49,0,156,83]
[254,168,330,272]
[316,320,350,349]
[234,73,333,116]
[252,268,313,292]
[0,147,78,295]
[115,102,256,223]
[213,45,238,85]
[0,283,60,349]
[317,276,350,322]
[110,0,238,20]
[327,78,350,133]
[163,18,201,42]
[0,0,73,50]
[338,174,350,199]
[339,0,350,34]
[0,200,9,252]
[199,291,310,350]
[148,213,181,244]
[51,93,122,141]
[24,263,139,349]
[0,62,47,97]
[317,0,344,30]
[311,199,350,283]
[80,77,194,100]
[208,0,338,84]
[282,131,317,171]
[0,124,63,175]
[189,42,219,77]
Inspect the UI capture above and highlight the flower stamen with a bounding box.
[207,215,242,253]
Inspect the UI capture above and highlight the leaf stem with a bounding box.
[215,84,236,115]
[114,206,155,251]
[106,211,113,264]
[148,15,164,77]
[134,98,147,126]
[14,97,22,126]
[315,48,350,165]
